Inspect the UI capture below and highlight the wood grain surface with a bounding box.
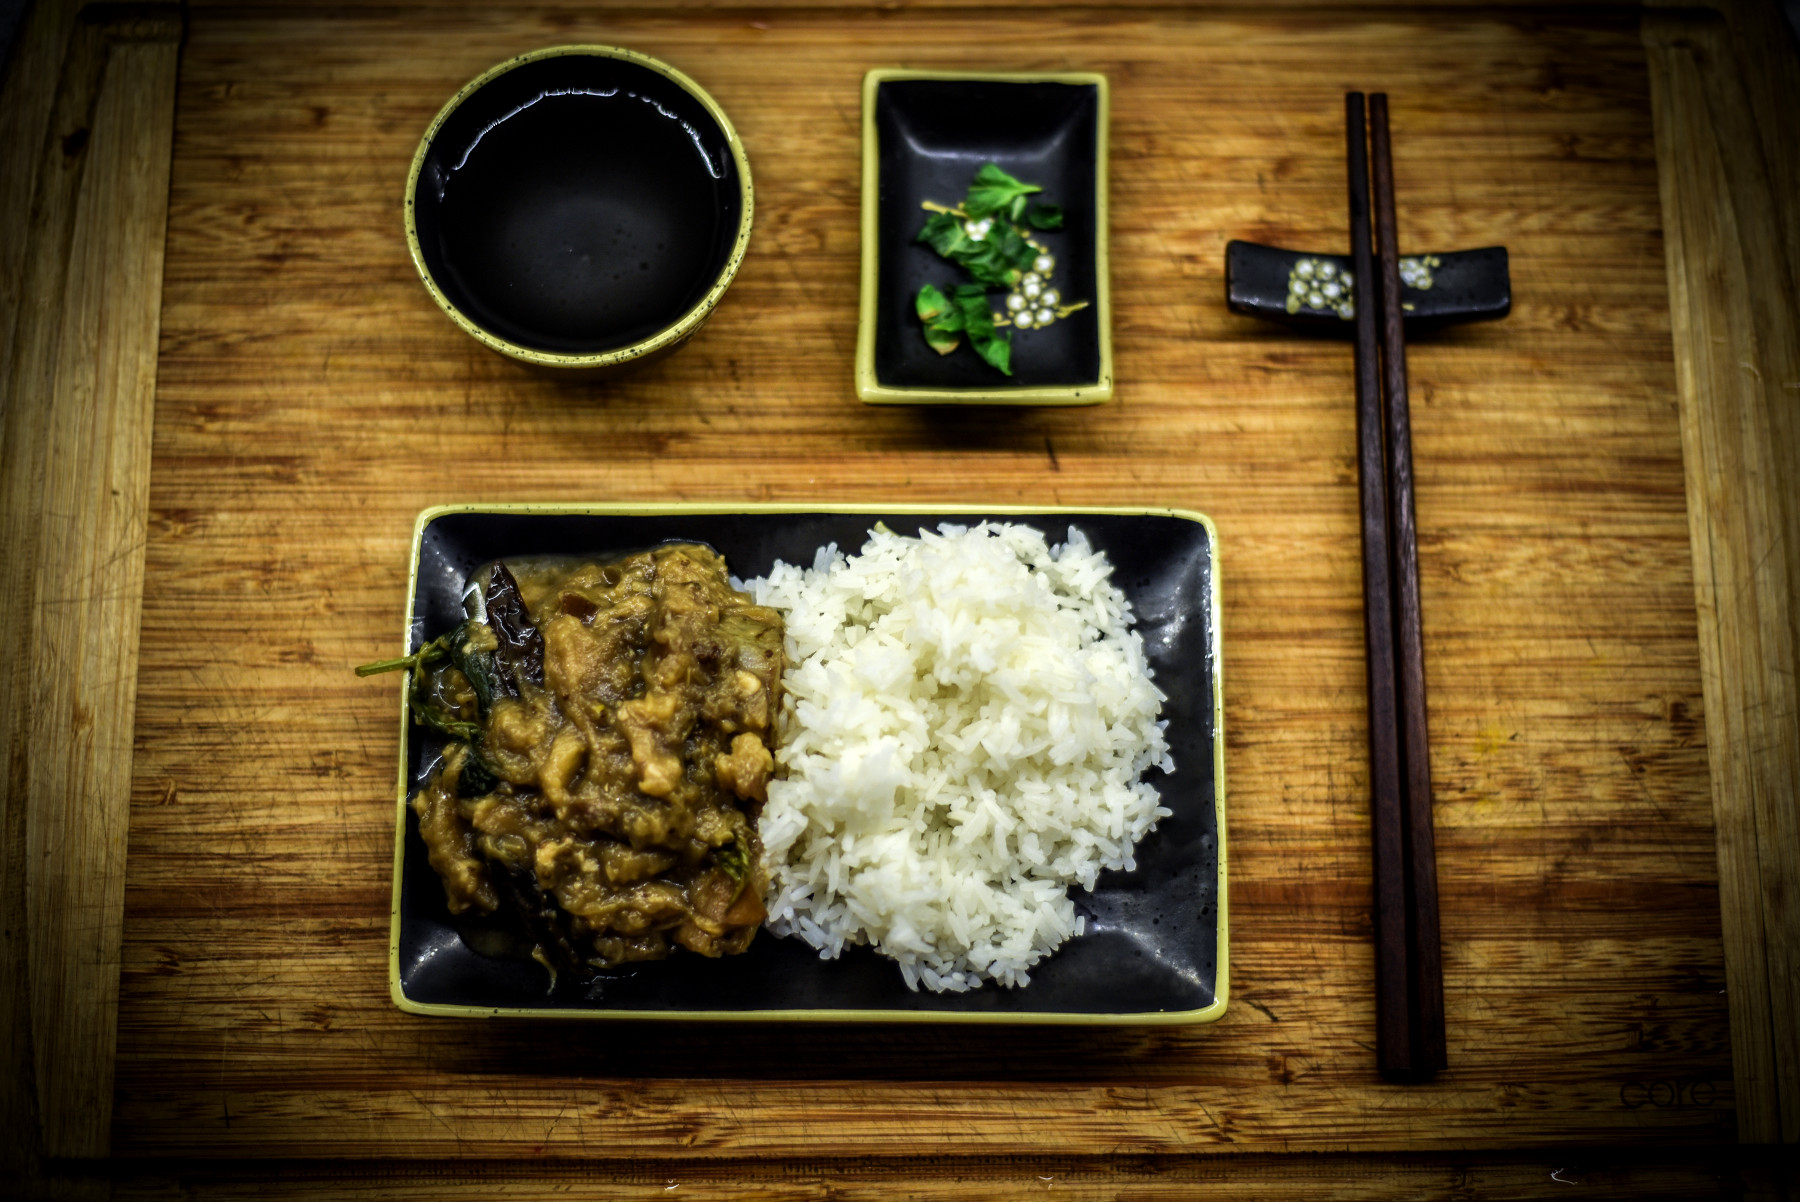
[0,0,181,1167]
[1645,7,1800,1146]
[95,1149,1800,1200]
[102,3,1737,1163]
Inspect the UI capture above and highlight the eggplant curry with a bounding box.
[369,544,783,976]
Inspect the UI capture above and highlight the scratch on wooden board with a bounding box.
[1196,1103,1236,1143]
[409,1089,468,1147]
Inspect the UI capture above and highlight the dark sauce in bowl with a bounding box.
[411,53,746,357]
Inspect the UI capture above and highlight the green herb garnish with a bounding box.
[917,212,1037,289]
[954,283,1011,375]
[716,834,756,903]
[911,164,1086,375]
[358,619,502,794]
[916,283,962,354]
[911,282,1012,372]
[717,837,750,884]
[962,163,1040,219]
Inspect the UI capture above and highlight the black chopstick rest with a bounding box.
[1224,241,1510,331]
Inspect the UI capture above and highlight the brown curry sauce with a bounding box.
[410,544,783,974]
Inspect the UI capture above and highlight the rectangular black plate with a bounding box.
[388,505,1224,1023]
[856,72,1112,405]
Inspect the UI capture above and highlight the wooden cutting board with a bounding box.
[17,0,1799,1184]
[100,1,1737,1159]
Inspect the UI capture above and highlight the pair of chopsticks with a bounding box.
[1346,92,1447,1079]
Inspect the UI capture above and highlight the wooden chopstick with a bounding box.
[1369,92,1448,1075]
[1346,92,1415,1076]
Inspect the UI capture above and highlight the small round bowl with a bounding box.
[405,46,752,374]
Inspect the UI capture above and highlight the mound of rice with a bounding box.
[745,521,1172,992]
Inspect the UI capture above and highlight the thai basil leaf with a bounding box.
[357,613,505,798]
[717,837,749,883]
[989,224,1038,275]
[953,286,1012,377]
[962,163,1040,219]
[917,212,968,258]
[916,282,951,322]
[924,329,960,355]
[457,751,497,797]
[975,330,1012,375]
[957,244,1015,288]
[441,622,503,713]
[953,284,993,327]
[410,692,482,744]
[918,284,966,354]
[909,164,1060,375]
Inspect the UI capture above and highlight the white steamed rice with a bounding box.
[744,521,1172,992]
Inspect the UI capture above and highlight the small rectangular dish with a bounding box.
[387,504,1223,1023]
[855,71,1112,405]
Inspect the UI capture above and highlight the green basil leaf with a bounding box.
[953,285,993,332]
[963,163,1041,218]
[957,243,1018,288]
[916,283,950,322]
[917,211,967,257]
[923,327,961,355]
[974,329,1013,376]
[919,283,966,354]
[909,164,1057,377]
[988,224,1038,275]
[458,751,497,797]
[716,836,750,884]
[974,163,1027,189]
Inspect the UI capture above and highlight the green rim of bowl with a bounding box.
[403,45,755,370]
[854,69,1113,406]
[387,502,1227,1025]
